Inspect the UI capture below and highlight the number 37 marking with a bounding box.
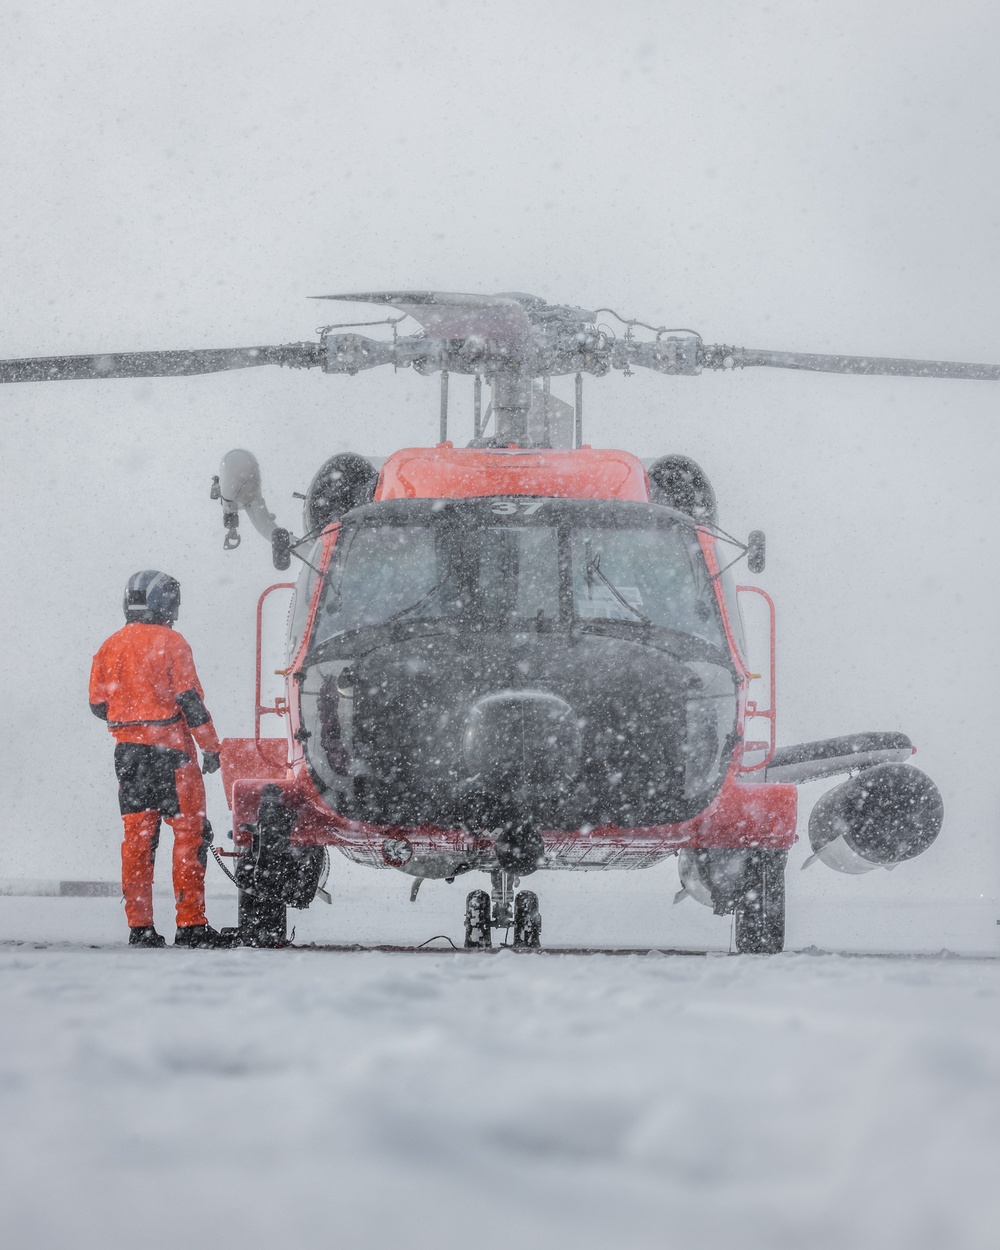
[490,501,545,515]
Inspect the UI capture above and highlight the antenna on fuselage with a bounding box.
[473,375,483,439]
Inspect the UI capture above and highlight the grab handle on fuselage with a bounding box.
[736,584,776,772]
[255,582,295,745]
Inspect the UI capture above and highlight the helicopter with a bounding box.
[3,290,987,953]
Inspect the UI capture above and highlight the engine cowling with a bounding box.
[303,453,378,532]
[647,455,718,524]
[808,762,943,874]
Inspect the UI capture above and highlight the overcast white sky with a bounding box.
[1,1,998,916]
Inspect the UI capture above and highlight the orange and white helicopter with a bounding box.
[4,291,987,951]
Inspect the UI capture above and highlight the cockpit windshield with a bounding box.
[311,500,723,649]
[569,528,710,636]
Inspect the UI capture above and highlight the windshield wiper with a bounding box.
[383,576,453,625]
[573,616,732,667]
[584,543,652,626]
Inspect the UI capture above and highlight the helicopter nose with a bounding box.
[463,690,582,792]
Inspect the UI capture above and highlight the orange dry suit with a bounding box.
[89,622,222,929]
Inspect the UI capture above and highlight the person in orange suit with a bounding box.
[89,570,233,948]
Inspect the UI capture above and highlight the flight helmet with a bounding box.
[123,570,181,625]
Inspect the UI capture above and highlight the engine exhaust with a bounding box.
[807,762,943,874]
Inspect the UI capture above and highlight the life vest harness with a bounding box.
[107,712,183,729]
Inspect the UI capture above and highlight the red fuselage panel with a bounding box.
[376,445,650,502]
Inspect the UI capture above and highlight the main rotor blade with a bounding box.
[314,290,531,309]
[701,344,1000,381]
[0,342,323,384]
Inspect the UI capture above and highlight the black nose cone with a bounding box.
[463,690,582,793]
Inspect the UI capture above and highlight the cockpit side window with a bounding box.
[286,539,324,663]
[717,564,748,662]
[313,525,440,644]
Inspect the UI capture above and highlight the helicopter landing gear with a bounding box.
[733,850,787,954]
[236,786,291,947]
[235,785,326,948]
[238,887,286,949]
[464,889,492,949]
[512,890,541,950]
[490,868,515,929]
[466,873,543,950]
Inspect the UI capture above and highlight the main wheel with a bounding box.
[237,886,287,948]
[237,785,292,948]
[733,850,786,954]
[512,890,541,950]
[464,889,492,949]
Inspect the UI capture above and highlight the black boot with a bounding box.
[174,923,238,949]
[129,926,166,948]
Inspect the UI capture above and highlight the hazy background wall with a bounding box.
[1,0,997,910]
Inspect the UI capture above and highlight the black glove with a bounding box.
[202,751,221,775]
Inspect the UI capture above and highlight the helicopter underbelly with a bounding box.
[228,760,798,873]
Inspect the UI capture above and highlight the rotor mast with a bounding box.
[491,371,534,443]
[315,291,587,446]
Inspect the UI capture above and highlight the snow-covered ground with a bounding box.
[1,872,997,1250]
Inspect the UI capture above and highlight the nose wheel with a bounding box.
[464,874,542,950]
[464,889,492,949]
[512,890,541,949]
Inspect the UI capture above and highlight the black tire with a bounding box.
[237,785,292,948]
[238,887,287,948]
[464,889,492,949]
[512,890,541,950]
[282,846,327,909]
[734,851,786,954]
